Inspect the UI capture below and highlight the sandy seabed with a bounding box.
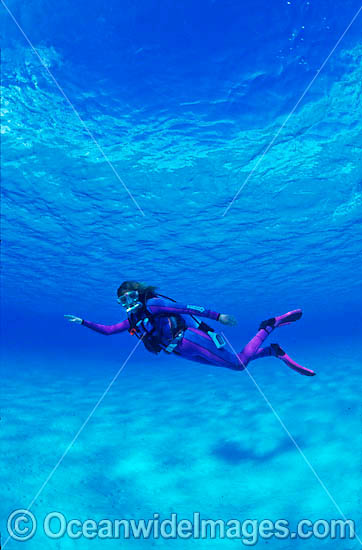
[1,344,361,549]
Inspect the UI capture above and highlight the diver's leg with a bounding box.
[176,327,282,370]
[239,309,303,366]
[238,327,273,366]
[248,346,274,361]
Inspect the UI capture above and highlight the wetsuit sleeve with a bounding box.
[147,298,220,321]
[81,318,130,335]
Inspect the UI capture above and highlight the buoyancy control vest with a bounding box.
[127,293,220,355]
[127,294,186,354]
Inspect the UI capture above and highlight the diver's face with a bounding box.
[117,290,139,310]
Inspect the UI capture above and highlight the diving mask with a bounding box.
[117,290,142,312]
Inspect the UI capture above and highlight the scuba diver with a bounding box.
[65,281,315,376]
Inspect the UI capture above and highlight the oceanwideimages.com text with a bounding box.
[7,510,356,545]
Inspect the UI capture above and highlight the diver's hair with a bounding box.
[117,281,158,303]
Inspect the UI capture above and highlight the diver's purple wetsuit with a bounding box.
[81,296,313,373]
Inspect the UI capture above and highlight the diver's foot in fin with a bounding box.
[270,343,286,357]
[258,317,276,332]
[270,343,316,377]
[259,309,302,332]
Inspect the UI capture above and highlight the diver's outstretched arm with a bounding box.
[147,298,237,325]
[64,315,130,335]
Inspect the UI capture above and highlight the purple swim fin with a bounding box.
[270,343,316,377]
[259,309,303,332]
[275,309,303,327]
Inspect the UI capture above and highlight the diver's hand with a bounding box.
[219,314,237,326]
[64,314,83,324]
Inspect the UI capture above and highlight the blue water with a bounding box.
[1,0,362,548]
